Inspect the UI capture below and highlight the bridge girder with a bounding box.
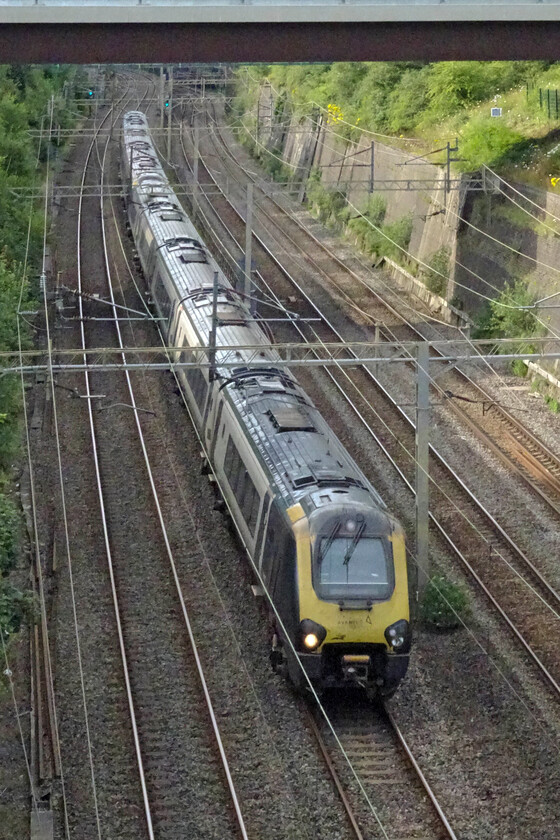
[1,7,560,63]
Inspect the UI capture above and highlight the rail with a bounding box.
[187,106,560,699]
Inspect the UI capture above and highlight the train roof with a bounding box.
[123,112,387,514]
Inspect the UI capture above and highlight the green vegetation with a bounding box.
[234,64,560,407]
[511,358,529,378]
[421,247,450,297]
[303,174,412,263]
[380,214,414,263]
[545,394,560,413]
[473,277,546,347]
[258,145,292,183]
[0,582,36,638]
[0,64,83,646]
[306,170,348,227]
[473,277,547,379]
[235,61,560,173]
[346,192,387,248]
[420,574,470,630]
[529,375,560,414]
[457,116,525,172]
[490,201,560,237]
[345,193,413,264]
[0,495,19,576]
[0,259,34,468]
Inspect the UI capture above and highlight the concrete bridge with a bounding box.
[1,1,560,63]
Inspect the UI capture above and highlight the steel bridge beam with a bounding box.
[2,8,560,62]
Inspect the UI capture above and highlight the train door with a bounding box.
[168,302,184,353]
[261,504,298,637]
[255,493,274,574]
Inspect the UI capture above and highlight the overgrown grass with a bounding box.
[490,201,560,237]
[511,358,529,377]
[306,173,348,226]
[237,61,560,175]
[344,192,413,264]
[545,394,560,413]
[473,276,546,348]
[0,582,36,638]
[0,64,82,641]
[0,494,19,576]
[421,246,450,297]
[529,375,560,414]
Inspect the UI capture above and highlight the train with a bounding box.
[121,110,411,697]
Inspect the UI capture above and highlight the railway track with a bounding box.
[29,81,559,840]
[164,150,462,840]
[76,90,249,840]
[172,102,560,703]
[166,100,464,840]
[113,94,460,840]
[309,698,457,840]
[203,101,560,519]
[38,75,366,840]
[39,83,252,840]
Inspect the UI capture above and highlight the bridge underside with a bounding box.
[0,20,559,63]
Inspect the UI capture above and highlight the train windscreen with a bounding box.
[315,536,393,602]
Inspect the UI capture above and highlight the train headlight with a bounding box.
[299,619,327,652]
[384,620,411,652]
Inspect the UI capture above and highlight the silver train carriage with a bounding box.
[122,111,411,696]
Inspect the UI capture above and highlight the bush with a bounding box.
[306,173,347,226]
[511,359,528,377]
[0,494,18,576]
[0,66,81,650]
[422,246,450,297]
[473,277,546,346]
[0,580,35,638]
[545,394,560,413]
[420,574,470,630]
[382,214,413,262]
[263,153,287,182]
[458,116,524,171]
[347,215,383,254]
[363,192,387,227]
[387,66,431,133]
[346,193,387,249]
[347,205,412,264]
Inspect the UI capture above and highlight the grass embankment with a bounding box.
[235,61,560,180]
[232,62,554,355]
[0,65,86,653]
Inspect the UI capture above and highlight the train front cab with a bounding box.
[284,502,410,698]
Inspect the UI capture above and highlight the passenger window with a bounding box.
[182,347,208,411]
[248,486,261,531]
[152,271,172,320]
[224,438,259,535]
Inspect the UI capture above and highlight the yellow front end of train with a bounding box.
[285,502,410,697]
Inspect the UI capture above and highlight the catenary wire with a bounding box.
[186,105,560,748]
[196,108,560,601]
[203,111,540,414]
